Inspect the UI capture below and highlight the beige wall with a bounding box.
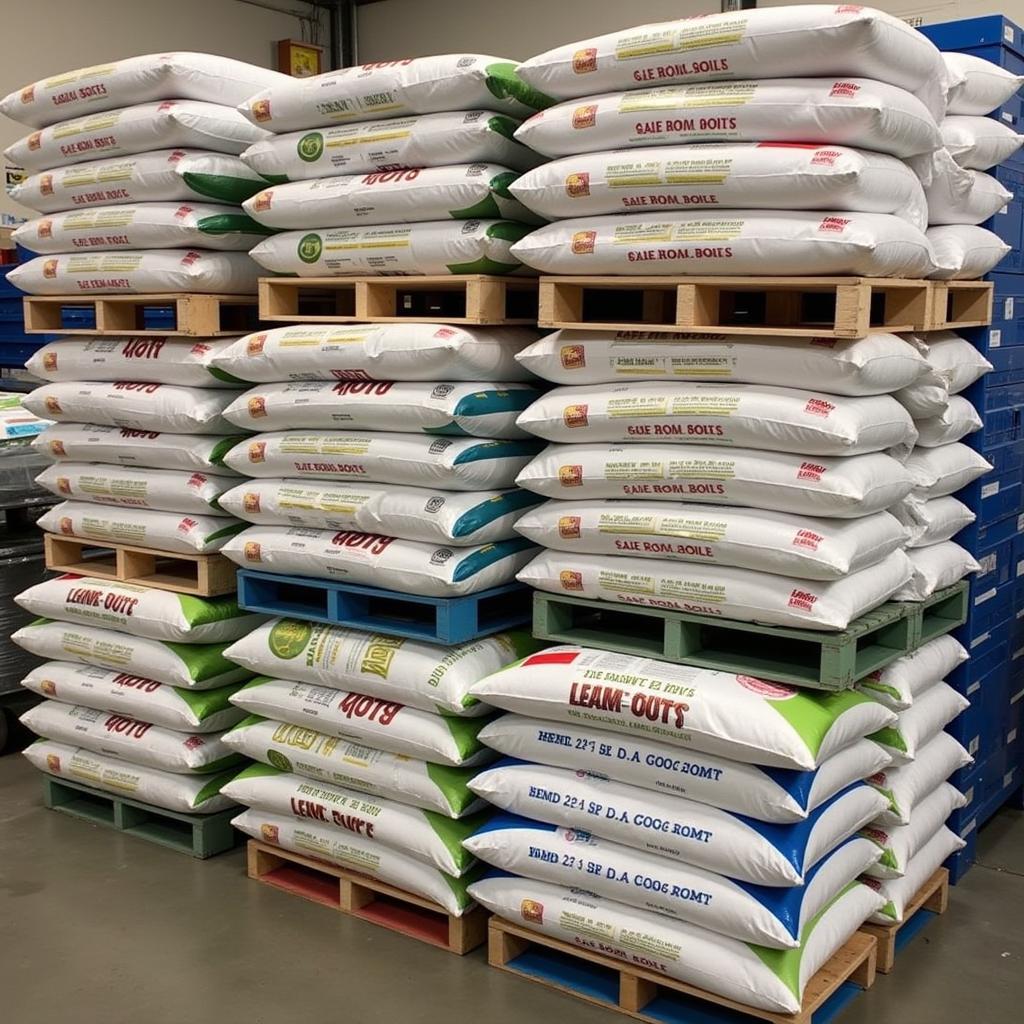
[0,0,304,219]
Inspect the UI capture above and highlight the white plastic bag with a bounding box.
[222,526,536,597]
[514,500,908,581]
[510,211,935,278]
[518,548,912,630]
[471,647,895,770]
[212,323,536,384]
[224,618,536,716]
[5,101,270,172]
[892,541,980,601]
[895,376,949,420]
[941,115,1024,170]
[514,329,928,394]
[925,157,1012,226]
[944,52,1024,117]
[221,431,539,491]
[920,331,994,394]
[516,383,916,456]
[890,495,976,549]
[859,635,969,711]
[516,443,916,517]
[906,443,992,499]
[250,221,529,277]
[928,225,1010,280]
[869,682,970,764]
[223,381,538,438]
[914,396,982,447]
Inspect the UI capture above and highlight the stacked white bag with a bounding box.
[235,55,551,277]
[506,5,946,277]
[2,53,281,295]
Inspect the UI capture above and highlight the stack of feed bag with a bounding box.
[462,648,902,1015]
[234,55,551,277]
[503,6,950,278]
[1,53,281,296]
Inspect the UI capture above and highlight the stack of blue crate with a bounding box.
[0,245,50,371]
[921,15,1024,881]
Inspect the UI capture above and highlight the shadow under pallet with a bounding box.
[531,583,969,690]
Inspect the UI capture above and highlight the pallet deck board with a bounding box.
[860,868,950,973]
[531,583,968,690]
[42,775,239,858]
[488,917,876,1024]
[44,533,237,596]
[237,570,531,644]
[22,293,260,336]
[246,839,487,954]
[259,274,539,325]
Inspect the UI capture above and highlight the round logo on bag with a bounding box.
[268,619,313,660]
[267,749,292,772]
[736,675,797,699]
[297,132,324,163]
[297,233,323,264]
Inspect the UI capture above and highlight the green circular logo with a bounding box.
[297,131,324,162]
[268,618,313,659]
[267,749,292,771]
[297,232,323,264]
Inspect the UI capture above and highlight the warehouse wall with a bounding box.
[0,0,304,219]
[355,0,1023,61]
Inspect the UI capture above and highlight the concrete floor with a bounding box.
[1,754,1021,1024]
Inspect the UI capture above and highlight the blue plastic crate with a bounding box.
[975,534,1014,586]
[985,197,1024,267]
[919,16,1024,58]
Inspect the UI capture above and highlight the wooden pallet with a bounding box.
[259,274,539,325]
[246,839,487,954]
[531,582,967,691]
[22,293,259,336]
[44,533,237,597]
[928,281,994,331]
[42,775,240,858]
[489,917,876,1024]
[860,869,950,974]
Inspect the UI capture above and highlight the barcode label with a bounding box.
[974,587,997,605]
[982,482,1000,498]
[1002,111,1015,123]
[991,329,1002,348]
[1005,23,1014,41]
[1006,297,1015,319]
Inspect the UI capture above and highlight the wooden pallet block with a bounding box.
[860,869,950,974]
[44,533,237,597]
[927,281,994,331]
[259,274,539,325]
[489,917,876,1024]
[22,293,259,336]
[246,840,487,954]
[538,276,933,338]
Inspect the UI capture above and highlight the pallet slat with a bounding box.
[860,869,950,974]
[44,533,237,596]
[488,917,876,1024]
[246,840,487,954]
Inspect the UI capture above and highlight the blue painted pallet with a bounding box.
[236,570,532,645]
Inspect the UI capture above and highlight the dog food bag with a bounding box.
[34,423,246,475]
[516,443,916,517]
[472,648,894,770]
[469,873,884,1015]
[20,701,243,774]
[519,548,912,630]
[861,782,966,879]
[16,575,265,644]
[514,500,908,581]
[222,432,540,491]
[516,383,916,456]
[856,635,969,711]
[223,381,540,439]
[1,53,288,128]
[868,683,970,765]
[469,760,888,886]
[244,164,541,229]
[26,337,243,389]
[5,101,270,172]
[467,814,880,948]
[250,220,530,278]
[892,542,980,601]
[891,495,976,550]
[221,763,481,875]
[945,52,1024,116]
[13,620,250,690]
[921,331,994,394]
[222,527,536,598]
[231,808,475,915]
[218,479,542,546]
[212,323,537,384]
[868,731,973,825]
[8,250,261,296]
[510,211,935,278]
[906,443,993,499]
[511,144,928,229]
[240,111,543,182]
[20,661,246,733]
[229,678,492,767]
[23,739,238,814]
[913,397,982,447]
[941,115,1024,170]
[928,224,1010,279]
[514,329,928,394]
[225,620,537,717]
[222,715,485,817]
[9,149,269,212]
[35,463,238,516]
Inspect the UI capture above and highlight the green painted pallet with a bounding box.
[531,582,968,691]
[41,775,241,859]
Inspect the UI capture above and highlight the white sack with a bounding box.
[944,52,1024,116]
[892,541,980,601]
[941,115,1024,170]
[920,331,993,394]
[925,158,1012,225]
[857,635,969,712]
[914,396,982,447]
[927,224,1010,279]
[869,682,970,765]
[890,495,976,549]
[906,443,992,499]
